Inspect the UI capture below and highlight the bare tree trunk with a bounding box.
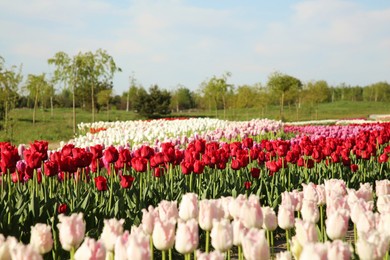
[91,81,95,122]
[33,91,38,125]
[73,81,76,135]
[50,96,54,117]
[126,90,130,112]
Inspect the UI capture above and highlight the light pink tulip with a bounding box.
[127,229,151,260]
[316,184,326,206]
[114,231,129,260]
[262,206,278,231]
[196,250,225,260]
[57,213,86,251]
[350,198,373,224]
[158,200,179,222]
[295,219,318,245]
[141,205,158,235]
[228,194,246,220]
[275,251,292,260]
[152,217,176,251]
[199,199,223,231]
[356,183,373,202]
[74,237,106,260]
[327,240,352,260]
[325,179,346,201]
[29,223,53,255]
[238,197,263,229]
[10,243,43,260]
[219,196,234,220]
[356,211,379,237]
[326,196,350,218]
[179,193,199,221]
[290,236,302,260]
[0,234,11,260]
[210,219,233,252]
[281,190,303,211]
[100,218,124,252]
[376,195,390,213]
[242,228,270,260]
[326,209,349,240]
[375,179,390,197]
[299,243,327,260]
[278,205,295,230]
[232,219,248,246]
[301,199,319,223]
[175,219,199,254]
[302,182,318,203]
[356,231,389,260]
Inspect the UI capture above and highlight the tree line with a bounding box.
[1,50,390,132]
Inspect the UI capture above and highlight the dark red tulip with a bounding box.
[131,157,148,172]
[61,144,75,157]
[103,146,119,164]
[0,144,20,174]
[242,138,254,149]
[90,144,103,159]
[350,164,358,172]
[180,161,193,175]
[231,159,241,171]
[94,176,108,191]
[250,168,260,178]
[244,181,251,190]
[23,149,43,169]
[379,153,389,163]
[58,203,68,214]
[120,175,135,188]
[140,145,154,159]
[44,160,59,177]
[193,160,205,174]
[153,167,165,178]
[194,139,206,153]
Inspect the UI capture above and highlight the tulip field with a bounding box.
[0,117,390,259]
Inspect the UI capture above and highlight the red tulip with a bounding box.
[250,168,260,178]
[23,149,44,169]
[180,161,193,175]
[120,175,135,188]
[231,159,241,171]
[153,167,165,178]
[244,181,251,190]
[140,145,154,159]
[194,139,206,153]
[379,153,389,163]
[0,144,20,174]
[242,138,254,149]
[90,144,103,159]
[58,203,68,214]
[94,176,108,191]
[265,161,280,173]
[61,144,75,157]
[350,164,358,172]
[44,160,59,177]
[193,160,205,174]
[131,157,147,172]
[103,146,119,164]
[30,140,49,161]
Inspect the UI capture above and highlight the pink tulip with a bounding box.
[242,228,269,260]
[275,251,292,260]
[152,217,176,251]
[300,199,319,223]
[141,205,158,235]
[228,194,246,220]
[127,230,151,260]
[295,219,318,245]
[179,193,199,221]
[327,240,352,260]
[281,190,303,211]
[219,196,234,220]
[210,219,233,252]
[356,211,379,237]
[356,183,373,202]
[302,182,318,203]
[356,231,389,260]
[232,219,248,246]
[326,196,349,218]
[316,184,326,205]
[278,205,295,230]
[290,236,302,260]
[326,210,349,240]
[30,223,53,254]
[157,200,179,222]
[196,250,225,260]
[238,196,263,229]
[114,231,129,260]
[57,213,86,251]
[175,219,199,254]
[0,234,11,260]
[376,195,390,213]
[10,243,43,260]
[325,179,347,201]
[199,199,223,231]
[350,198,373,224]
[378,212,390,237]
[100,218,124,252]
[262,206,278,231]
[299,243,327,260]
[375,179,390,197]
[74,237,106,260]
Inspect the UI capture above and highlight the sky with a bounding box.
[1,0,390,95]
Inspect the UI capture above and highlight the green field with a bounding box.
[1,101,389,148]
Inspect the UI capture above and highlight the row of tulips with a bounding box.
[71,118,284,149]
[2,178,390,259]
[0,121,389,244]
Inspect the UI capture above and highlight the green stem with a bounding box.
[150,236,154,260]
[320,205,325,242]
[238,245,242,260]
[286,229,290,251]
[206,230,210,253]
[162,250,166,260]
[70,246,75,260]
[271,231,274,257]
[169,248,172,260]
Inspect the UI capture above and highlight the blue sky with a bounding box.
[1,0,389,94]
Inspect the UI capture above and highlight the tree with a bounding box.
[97,88,113,119]
[0,57,22,133]
[24,73,51,124]
[363,82,390,102]
[201,72,233,118]
[267,72,302,120]
[170,85,195,112]
[134,85,171,118]
[303,80,331,120]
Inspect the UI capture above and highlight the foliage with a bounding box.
[134,85,171,118]
[170,85,195,112]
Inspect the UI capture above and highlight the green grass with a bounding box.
[1,101,390,148]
